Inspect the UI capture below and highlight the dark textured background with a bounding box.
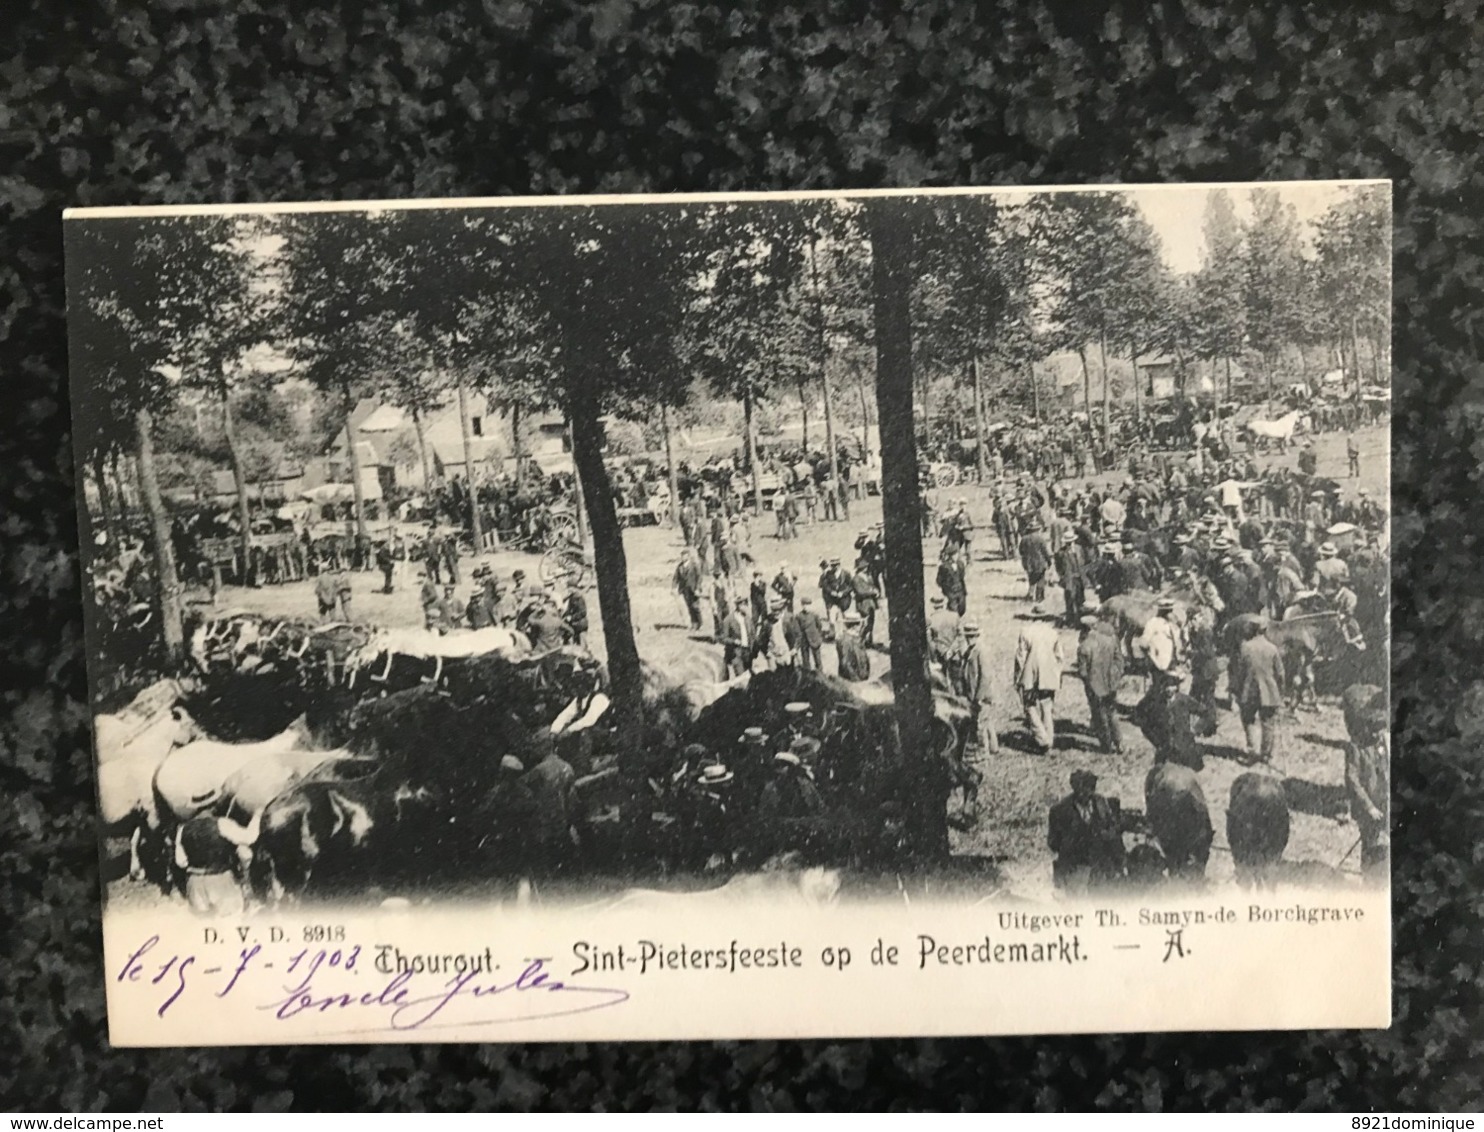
[3,0,1482,1112]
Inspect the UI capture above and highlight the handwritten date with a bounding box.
[116,936,629,1031]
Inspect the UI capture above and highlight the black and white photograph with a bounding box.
[66,182,1392,1043]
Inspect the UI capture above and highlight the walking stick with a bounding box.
[1335,834,1364,872]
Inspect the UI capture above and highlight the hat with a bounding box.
[1030,603,1047,616]
[1079,614,1102,629]
[1358,488,1369,496]
[930,594,945,606]
[735,595,750,607]
[1083,593,1101,612]
[843,610,862,624]
[829,556,841,566]
[1157,597,1176,612]
[1318,542,1338,558]
[698,764,734,785]
[784,701,811,716]
[957,497,968,506]
[773,751,802,768]
[681,742,709,761]
[789,735,821,757]
[740,727,767,745]
[1211,536,1231,551]
[799,595,814,606]
[871,522,883,530]
[963,619,981,635]
[1070,770,1097,789]
[500,755,525,774]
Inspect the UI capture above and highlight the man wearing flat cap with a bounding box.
[835,611,871,682]
[1047,770,1126,893]
[959,619,999,754]
[1076,602,1124,755]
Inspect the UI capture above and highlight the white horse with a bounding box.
[1244,410,1309,450]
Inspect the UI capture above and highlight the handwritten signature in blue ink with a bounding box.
[116,936,630,1031]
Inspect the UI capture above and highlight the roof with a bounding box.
[432,438,501,466]
[358,404,407,432]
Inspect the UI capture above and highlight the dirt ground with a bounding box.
[199,424,1388,902]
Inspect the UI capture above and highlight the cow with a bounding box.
[250,669,583,904]
[95,698,204,884]
[1143,763,1214,882]
[347,625,528,688]
[1226,772,1290,889]
[153,716,315,822]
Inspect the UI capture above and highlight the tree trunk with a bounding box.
[1027,360,1040,423]
[341,382,369,543]
[1350,316,1364,406]
[110,450,130,523]
[91,448,118,551]
[865,200,945,861]
[743,390,763,514]
[798,379,810,452]
[220,384,254,582]
[661,402,681,528]
[808,235,843,497]
[1097,326,1112,445]
[1264,351,1274,415]
[410,404,434,490]
[458,384,485,552]
[1078,346,1093,422]
[1131,349,1142,425]
[1296,339,1309,383]
[919,370,931,451]
[510,402,525,476]
[1225,356,1233,402]
[856,366,873,457]
[569,387,643,747]
[567,419,588,548]
[134,408,184,665]
[971,356,988,482]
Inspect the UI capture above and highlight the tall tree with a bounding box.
[1245,188,1307,412]
[1024,190,1149,442]
[1193,188,1248,402]
[276,211,408,543]
[865,197,944,861]
[1315,184,1391,400]
[685,202,815,513]
[485,203,701,746]
[66,217,194,664]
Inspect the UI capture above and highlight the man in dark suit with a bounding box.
[820,557,854,624]
[935,548,967,615]
[1075,609,1125,754]
[793,596,825,671]
[851,559,881,647]
[720,596,754,678]
[1047,770,1127,892]
[1018,518,1052,604]
[1232,619,1286,761]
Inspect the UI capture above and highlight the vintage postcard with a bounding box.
[66,182,1391,1045]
